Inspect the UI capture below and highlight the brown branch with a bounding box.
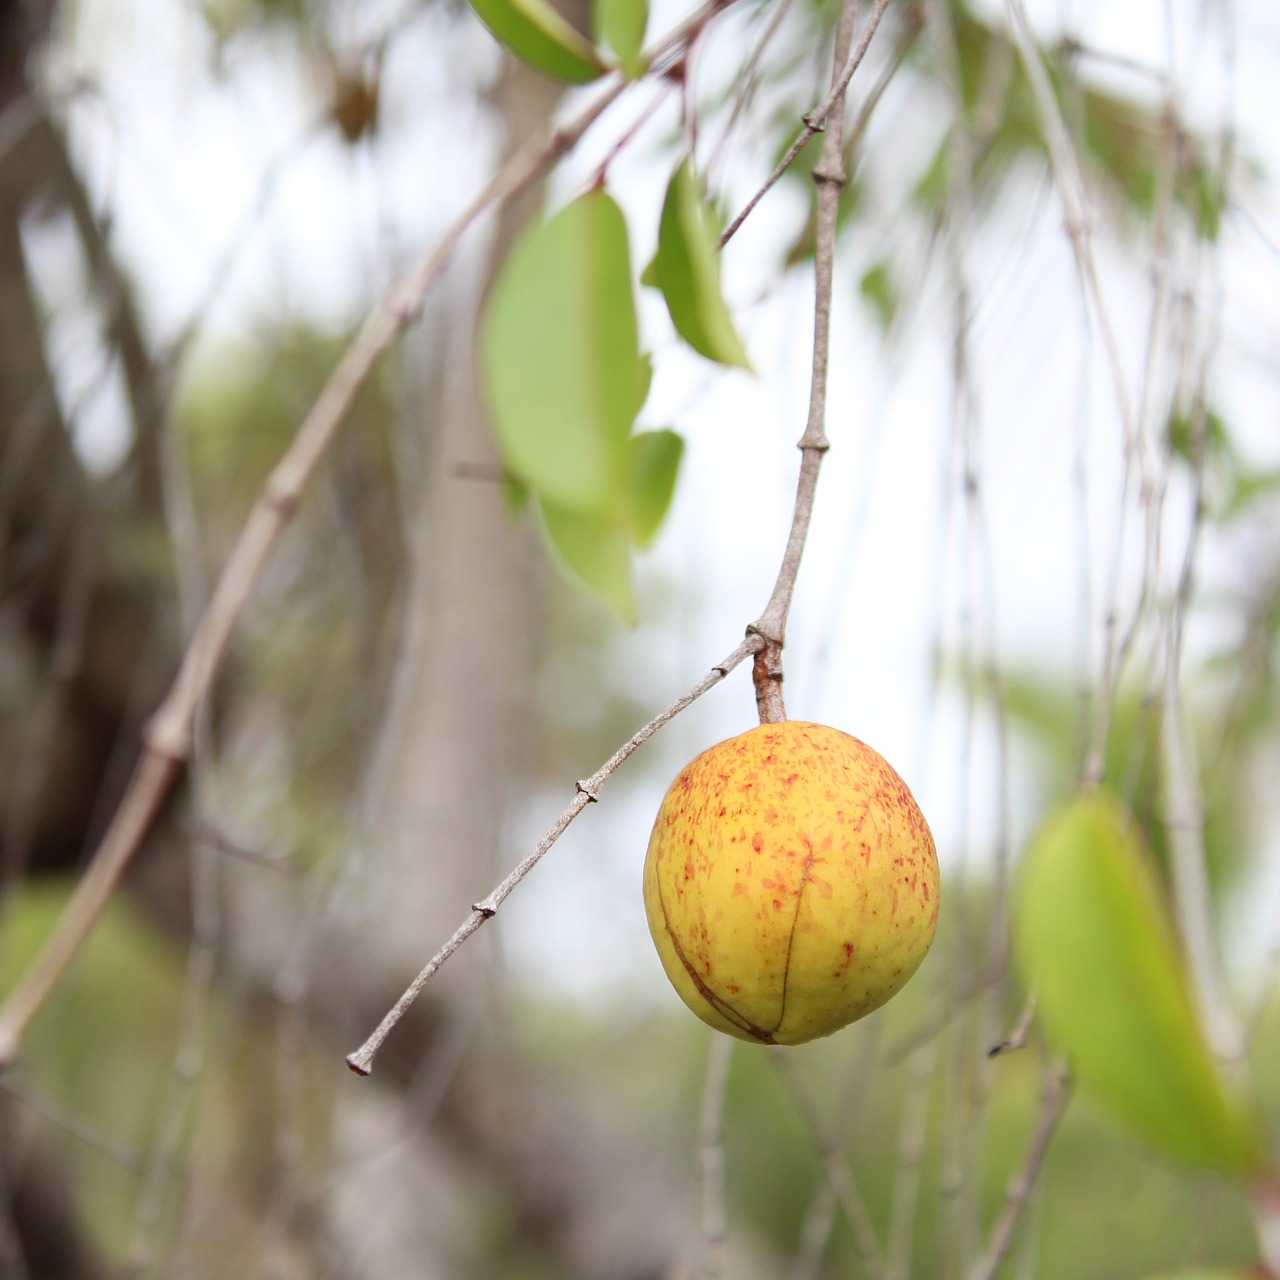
[345,633,762,1075]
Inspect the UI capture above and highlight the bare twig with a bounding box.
[885,1043,935,1280]
[748,0,865,723]
[695,1034,734,1279]
[987,991,1037,1058]
[721,0,892,248]
[966,1066,1071,1280]
[345,634,761,1075]
[770,1048,884,1279]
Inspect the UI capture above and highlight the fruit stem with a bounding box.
[752,636,786,723]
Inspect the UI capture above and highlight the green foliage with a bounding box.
[483,190,683,620]
[651,160,753,369]
[592,0,647,78]
[1014,790,1263,1175]
[467,0,607,84]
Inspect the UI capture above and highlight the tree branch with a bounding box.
[749,0,867,721]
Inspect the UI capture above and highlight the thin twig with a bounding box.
[787,1017,883,1280]
[770,1048,884,1279]
[345,634,761,1074]
[884,1043,935,1280]
[966,1066,1071,1280]
[749,0,865,723]
[696,1033,734,1279]
[720,0,893,248]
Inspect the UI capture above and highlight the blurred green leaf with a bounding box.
[1014,789,1263,1175]
[593,0,647,77]
[539,499,635,623]
[483,189,645,518]
[627,429,683,546]
[858,259,897,332]
[468,0,607,83]
[654,160,752,369]
[910,5,1229,239]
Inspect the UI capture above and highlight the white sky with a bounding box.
[27,0,1280,1010]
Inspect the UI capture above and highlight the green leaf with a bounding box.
[654,160,752,369]
[468,0,607,84]
[538,500,635,623]
[1013,790,1263,1175]
[627,429,683,546]
[593,0,647,78]
[482,190,645,518]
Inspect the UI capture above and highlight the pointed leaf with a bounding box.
[1014,791,1263,1174]
[539,500,635,623]
[482,190,645,517]
[468,0,607,84]
[627,429,682,546]
[654,160,752,369]
[593,0,647,77]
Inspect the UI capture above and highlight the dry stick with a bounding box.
[696,1034,734,1280]
[0,71,640,1074]
[884,1043,936,1280]
[966,1066,1071,1280]
[770,1049,884,1280]
[720,0,892,249]
[747,0,863,725]
[346,634,761,1075]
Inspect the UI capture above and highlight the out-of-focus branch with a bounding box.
[966,1065,1070,1280]
[770,1048,884,1279]
[695,1033,733,1279]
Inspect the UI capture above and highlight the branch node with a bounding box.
[471,900,498,918]
[575,780,600,803]
[142,710,189,762]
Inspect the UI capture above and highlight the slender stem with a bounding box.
[749,0,871,722]
[966,1066,1071,1280]
[770,1047,884,1279]
[696,1034,734,1279]
[721,0,893,247]
[345,635,761,1075]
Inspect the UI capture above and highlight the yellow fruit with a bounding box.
[643,720,939,1044]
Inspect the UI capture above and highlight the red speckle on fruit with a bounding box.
[752,832,764,852]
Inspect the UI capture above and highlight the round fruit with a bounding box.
[643,720,939,1044]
